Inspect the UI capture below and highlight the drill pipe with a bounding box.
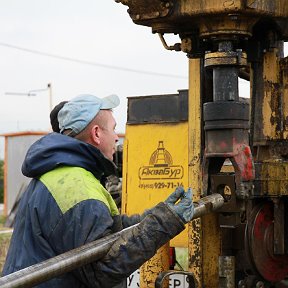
[0,193,224,288]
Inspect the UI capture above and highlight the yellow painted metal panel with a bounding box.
[202,214,221,287]
[259,161,288,196]
[263,49,280,139]
[282,58,288,139]
[180,0,242,14]
[179,0,288,17]
[188,58,221,287]
[122,122,189,247]
[187,58,203,287]
[122,120,189,288]
[140,243,170,288]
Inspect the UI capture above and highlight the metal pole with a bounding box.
[0,194,224,288]
[47,83,52,112]
[0,224,139,288]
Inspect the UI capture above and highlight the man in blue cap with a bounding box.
[2,94,194,288]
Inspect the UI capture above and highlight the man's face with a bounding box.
[97,110,119,161]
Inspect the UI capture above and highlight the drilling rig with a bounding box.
[116,1,288,287]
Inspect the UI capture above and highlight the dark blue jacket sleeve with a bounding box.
[49,200,184,288]
[94,202,185,287]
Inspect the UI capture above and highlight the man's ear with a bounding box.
[91,125,101,145]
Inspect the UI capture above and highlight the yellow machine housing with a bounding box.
[122,90,189,249]
[117,0,288,287]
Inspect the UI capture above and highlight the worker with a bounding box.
[49,100,68,133]
[49,100,123,209]
[2,94,194,288]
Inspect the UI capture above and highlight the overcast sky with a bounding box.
[0,0,192,158]
[0,1,284,159]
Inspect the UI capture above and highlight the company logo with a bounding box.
[139,141,184,180]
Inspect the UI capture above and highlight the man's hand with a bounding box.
[165,186,194,223]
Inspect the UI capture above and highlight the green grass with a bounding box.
[0,215,12,274]
[0,215,6,226]
[0,231,12,274]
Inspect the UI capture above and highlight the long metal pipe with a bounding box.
[0,193,224,288]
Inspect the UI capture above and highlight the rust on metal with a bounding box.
[116,0,173,21]
[219,256,235,288]
[188,218,202,287]
[204,51,247,67]
[140,244,170,288]
[254,160,288,196]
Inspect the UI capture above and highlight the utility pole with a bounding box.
[47,83,52,112]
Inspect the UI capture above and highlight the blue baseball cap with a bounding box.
[58,94,120,135]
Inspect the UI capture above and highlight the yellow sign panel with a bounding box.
[122,122,189,247]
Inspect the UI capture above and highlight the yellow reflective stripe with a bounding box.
[39,166,119,216]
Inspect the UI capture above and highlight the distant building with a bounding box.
[0,131,48,218]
